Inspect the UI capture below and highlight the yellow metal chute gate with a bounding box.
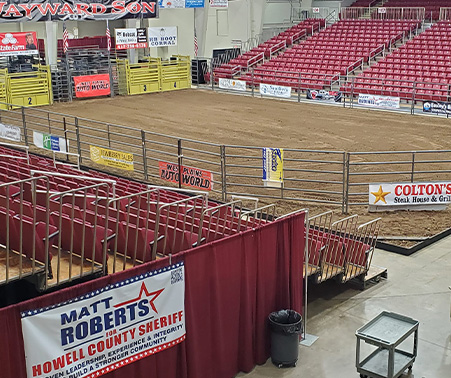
[0,69,8,109]
[7,65,53,108]
[159,55,191,92]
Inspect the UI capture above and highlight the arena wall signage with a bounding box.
[0,1,158,22]
[21,263,186,378]
[0,32,38,56]
[90,145,134,171]
[209,0,228,8]
[0,122,21,142]
[423,101,451,115]
[306,89,342,102]
[74,74,111,98]
[259,83,291,99]
[369,182,451,210]
[33,131,68,152]
[115,28,148,49]
[218,78,246,92]
[148,27,177,47]
[159,0,204,8]
[358,94,400,109]
[262,148,284,188]
[159,161,213,191]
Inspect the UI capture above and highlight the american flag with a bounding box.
[106,20,111,52]
[63,22,69,54]
[194,28,198,57]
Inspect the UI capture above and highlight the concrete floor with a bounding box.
[238,235,451,378]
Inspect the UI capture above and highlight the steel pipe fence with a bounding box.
[2,104,451,213]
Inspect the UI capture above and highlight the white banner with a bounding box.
[0,122,21,142]
[21,263,185,378]
[148,27,178,47]
[312,7,320,13]
[358,94,400,109]
[210,0,228,7]
[260,83,292,99]
[378,7,387,14]
[369,182,451,206]
[33,131,68,153]
[115,28,148,49]
[219,78,246,92]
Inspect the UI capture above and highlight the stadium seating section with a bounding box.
[383,0,448,21]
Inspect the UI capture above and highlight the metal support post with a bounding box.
[177,139,183,189]
[22,107,28,146]
[141,130,148,181]
[75,117,82,163]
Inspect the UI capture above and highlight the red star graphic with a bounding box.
[114,283,164,313]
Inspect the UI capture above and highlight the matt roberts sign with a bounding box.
[369,182,451,210]
[21,263,186,378]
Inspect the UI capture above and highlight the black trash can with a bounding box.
[268,309,303,368]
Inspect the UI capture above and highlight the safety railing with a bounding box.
[439,8,451,21]
[340,7,425,20]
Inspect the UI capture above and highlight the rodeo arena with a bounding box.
[2,0,451,378]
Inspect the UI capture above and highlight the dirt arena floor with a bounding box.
[44,89,451,240]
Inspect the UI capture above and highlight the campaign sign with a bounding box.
[358,94,400,109]
[219,78,246,92]
[115,28,148,49]
[0,32,38,56]
[159,161,213,191]
[423,101,451,115]
[0,122,21,142]
[21,263,186,378]
[259,83,291,99]
[307,89,342,102]
[148,27,177,47]
[262,147,283,188]
[90,145,134,171]
[74,74,110,98]
[33,131,68,152]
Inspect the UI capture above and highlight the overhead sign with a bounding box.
[219,78,246,92]
[33,131,68,152]
[159,161,213,191]
[159,0,204,8]
[369,182,451,207]
[358,94,400,109]
[423,101,451,115]
[90,145,134,171]
[0,32,38,56]
[21,263,186,378]
[0,1,158,22]
[115,28,148,49]
[74,74,111,98]
[210,0,228,8]
[260,83,291,99]
[312,7,320,13]
[262,148,283,188]
[148,27,177,47]
[307,89,342,102]
[0,122,21,142]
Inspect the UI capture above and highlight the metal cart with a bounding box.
[355,311,419,378]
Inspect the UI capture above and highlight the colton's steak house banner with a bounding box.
[0,1,158,22]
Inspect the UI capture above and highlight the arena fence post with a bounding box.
[141,130,148,181]
[411,152,416,183]
[220,145,227,202]
[63,117,69,161]
[107,124,112,148]
[21,107,28,146]
[211,63,214,91]
[342,152,347,214]
[350,77,355,109]
[47,112,51,134]
[75,117,82,163]
[344,152,350,214]
[251,68,255,97]
[178,139,183,189]
[298,73,301,102]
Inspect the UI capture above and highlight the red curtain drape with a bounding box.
[0,212,304,378]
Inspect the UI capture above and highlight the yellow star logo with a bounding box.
[371,185,391,204]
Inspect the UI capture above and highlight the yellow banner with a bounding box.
[262,148,283,188]
[89,145,134,171]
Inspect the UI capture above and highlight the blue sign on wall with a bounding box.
[159,0,204,8]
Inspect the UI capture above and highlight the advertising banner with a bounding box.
[159,161,213,191]
[262,148,283,188]
[0,1,158,22]
[159,0,204,9]
[0,122,21,142]
[115,28,148,49]
[148,27,177,47]
[423,101,451,115]
[210,0,228,8]
[358,94,400,109]
[307,89,342,102]
[74,74,111,98]
[0,32,38,56]
[90,145,134,171]
[21,263,186,378]
[259,83,291,99]
[369,182,451,207]
[33,131,68,152]
[218,78,246,92]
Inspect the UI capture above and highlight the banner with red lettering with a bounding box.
[159,161,213,191]
[0,1,158,22]
[21,263,185,378]
[0,32,38,56]
[73,74,111,98]
[369,181,451,207]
